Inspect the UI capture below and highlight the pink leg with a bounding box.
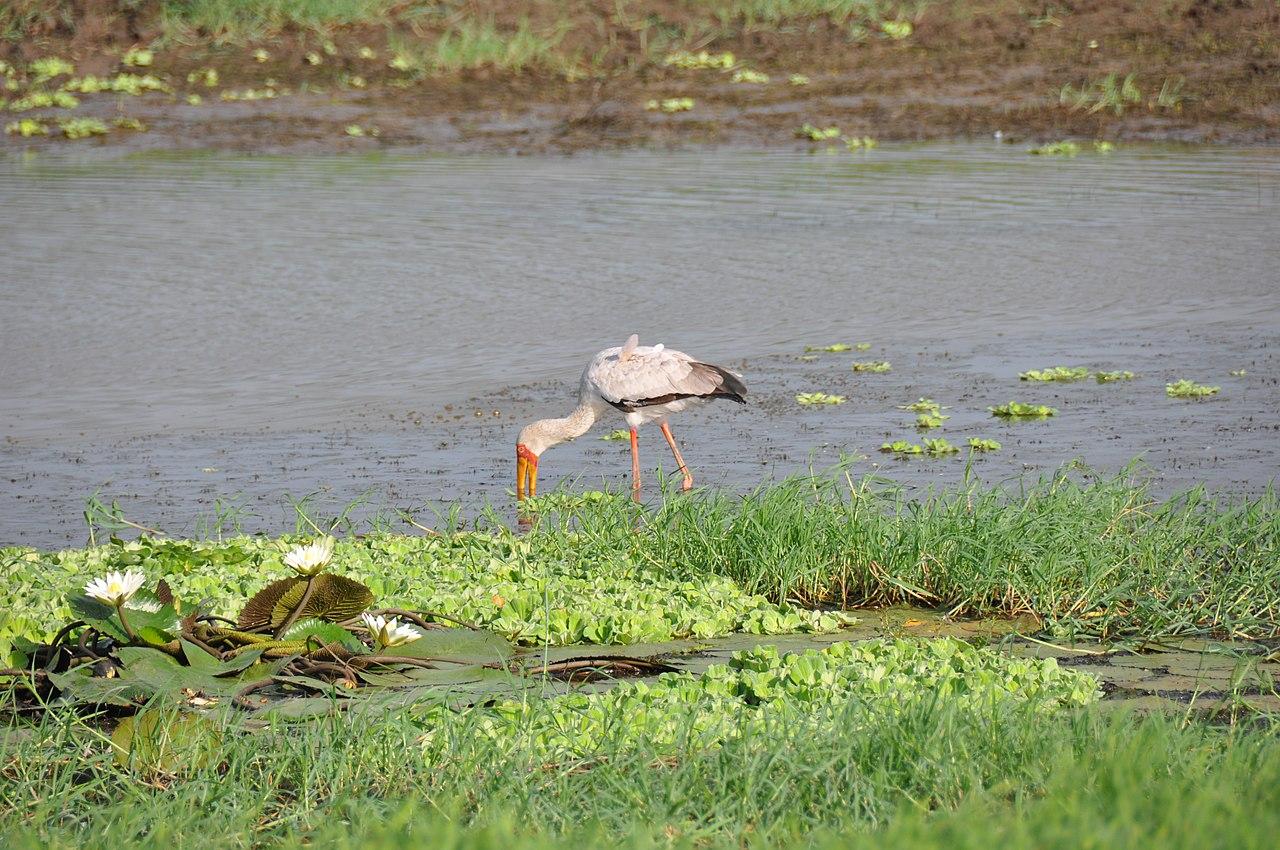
[629,427,642,501]
[660,422,694,491]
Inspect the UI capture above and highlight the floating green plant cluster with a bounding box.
[990,402,1057,418]
[1019,366,1090,382]
[600,429,630,441]
[646,97,694,113]
[1229,369,1247,377]
[731,69,769,84]
[804,342,852,352]
[789,73,811,86]
[915,413,949,429]
[881,438,960,456]
[901,398,945,414]
[844,135,877,150]
[1029,140,1116,156]
[1095,370,1135,383]
[851,360,891,372]
[797,123,841,140]
[968,437,1002,451]
[795,392,846,405]
[1166,379,1220,398]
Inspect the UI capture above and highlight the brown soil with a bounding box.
[4,1,1280,154]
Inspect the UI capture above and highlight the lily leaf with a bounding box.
[386,628,513,664]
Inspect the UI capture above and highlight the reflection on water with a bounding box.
[1,144,1278,441]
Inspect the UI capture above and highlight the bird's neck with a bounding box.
[544,403,597,445]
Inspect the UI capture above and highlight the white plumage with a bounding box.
[516,334,747,501]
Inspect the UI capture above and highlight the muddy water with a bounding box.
[2,144,1279,546]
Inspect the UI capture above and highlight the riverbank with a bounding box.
[4,1,1279,155]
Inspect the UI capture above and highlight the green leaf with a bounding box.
[283,619,365,653]
[388,628,513,664]
[111,710,222,773]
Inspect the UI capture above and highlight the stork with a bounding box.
[516,334,747,501]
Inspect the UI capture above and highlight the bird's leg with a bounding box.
[629,427,642,502]
[659,421,694,492]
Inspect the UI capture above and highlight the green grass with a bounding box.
[1,695,1276,849]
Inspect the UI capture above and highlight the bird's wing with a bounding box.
[588,346,740,409]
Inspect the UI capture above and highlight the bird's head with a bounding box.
[515,422,555,500]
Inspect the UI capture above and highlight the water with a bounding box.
[2,144,1278,545]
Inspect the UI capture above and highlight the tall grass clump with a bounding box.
[540,466,1280,639]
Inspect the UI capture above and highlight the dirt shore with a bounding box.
[4,1,1279,155]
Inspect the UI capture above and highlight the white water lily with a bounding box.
[283,537,335,576]
[361,613,423,650]
[84,571,146,607]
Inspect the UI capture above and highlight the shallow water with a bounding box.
[2,144,1279,545]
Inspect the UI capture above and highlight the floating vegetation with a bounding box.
[1166,379,1219,398]
[798,354,819,362]
[844,135,877,150]
[7,90,79,111]
[344,124,379,137]
[915,413,949,429]
[29,57,74,82]
[389,53,416,72]
[880,440,923,455]
[901,398,944,414]
[798,123,840,141]
[1094,140,1117,152]
[63,73,170,95]
[804,343,851,352]
[968,437,1002,451]
[253,48,271,63]
[345,74,367,89]
[57,117,109,139]
[881,21,914,39]
[731,69,769,84]
[185,94,202,105]
[358,46,377,60]
[922,437,960,455]
[600,430,630,441]
[663,50,735,70]
[1229,369,1247,377]
[1020,366,1090,382]
[646,97,694,113]
[1095,370,1135,383]
[854,342,871,350]
[851,361,891,373]
[1029,141,1081,156]
[796,392,846,405]
[5,117,48,136]
[990,401,1057,418]
[112,117,146,131]
[187,68,219,88]
[122,48,154,67]
[789,74,810,86]
[305,51,323,66]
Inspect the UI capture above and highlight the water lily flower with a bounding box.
[85,571,146,607]
[361,613,423,649]
[283,537,334,576]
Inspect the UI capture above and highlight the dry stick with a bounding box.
[273,576,317,639]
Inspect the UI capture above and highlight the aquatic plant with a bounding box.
[880,440,923,455]
[901,398,944,414]
[358,46,377,60]
[112,117,146,131]
[796,392,846,405]
[645,97,694,113]
[663,50,735,70]
[1029,141,1081,156]
[58,117,109,139]
[851,360,890,372]
[600,430,630,441]
[804,343,851,352]
[221,88,279,101]
[798,354,819,362]
[798,123,840,141]
[922,438,960,455]
[1153,76,1188,110]
[1094,370,1135,383]
[968,437,1002,451]
[29,56,74,82]
[1229,369,1247,377]
[789,73,810,86]
[5,117,48,136]
[854,342,871,350]
[389,53,416,71]
[122,47,154,67]
[915,413,948,429]
[990,402,1057,418]
[7,90,78,111]
[306,51,323,66]
[1094,140,1117,152]
[344,124,379,137]
[253,48,270,62]
[1019,366,1090,382]
[1166,379,1219,398]
[844,135,877,150]
[731,69,769,84]
[187,68,219,88]
[186,94,203,105]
